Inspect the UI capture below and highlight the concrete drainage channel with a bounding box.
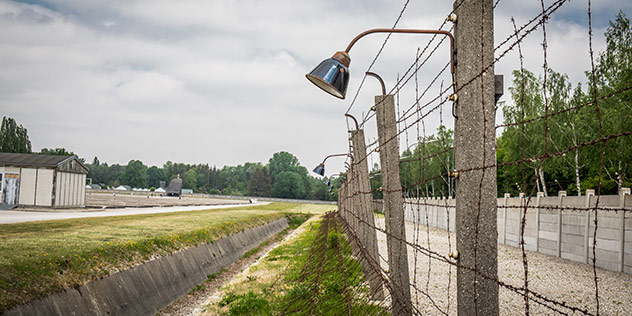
[4,218,288,316]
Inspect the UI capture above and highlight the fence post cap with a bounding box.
[504,193,511,198]
[586,189,595,196]
[558,190,567,197]
[519,193,525,198]
[537,192,545,197]
[620,187,631,195]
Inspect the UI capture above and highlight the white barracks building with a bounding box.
[0,153,89,208]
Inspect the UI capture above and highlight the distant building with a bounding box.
[155,187,166,193]
[167,176,183,196]
[181,189,193,194]
[0,153,88,208]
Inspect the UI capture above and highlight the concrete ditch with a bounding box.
[4,218,288,316]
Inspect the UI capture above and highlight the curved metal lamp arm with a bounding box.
[365,72,386,95]
[345,114,360,130]
[322,153,353,164]
[344,28,455,74]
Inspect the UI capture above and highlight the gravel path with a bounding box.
[374,218,632,315]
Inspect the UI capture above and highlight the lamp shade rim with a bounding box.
[305,74,346,99]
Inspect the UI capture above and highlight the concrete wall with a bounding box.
[396,189,632,274]
[55,172,86,208]
[15,168,55,207]
[18,168,37,205]
[35,169,54,207]
[5,218,288,316]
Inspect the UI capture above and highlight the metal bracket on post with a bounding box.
[495,74,504,104]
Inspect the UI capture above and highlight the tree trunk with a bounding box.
[539,167,548,197]
[535,168,541,193]
[617,160,623,192]
[575,150,582,196]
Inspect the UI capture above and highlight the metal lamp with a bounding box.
[306,28,454,100]
[305,51,350,99]
[312,153,351,176]
[313,163,325,176]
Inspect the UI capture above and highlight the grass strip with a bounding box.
[208,212,388,316]
[0,202,331,311]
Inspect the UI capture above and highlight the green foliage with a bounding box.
[146,166,166,189]
[219,292,271,316]
[272,171,305,199]
[216,215,387,316]
[369,164,382,199]
[268,151,301,180]
[86,151,328,200]
[248,166,272,197]
[497,12,632,197]
[40,148,74,156]
[0,116,31,153]
[122,160,148,188]
[182,168,198,190]
[400,125,454,198]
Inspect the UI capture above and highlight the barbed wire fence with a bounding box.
[289,0,632,315]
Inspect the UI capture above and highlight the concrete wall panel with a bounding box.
[18,168,36,206]
[35,169,54,207]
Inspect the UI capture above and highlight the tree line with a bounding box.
[497,12,631,197]
[0,118,337,201]
[86,152,337,201]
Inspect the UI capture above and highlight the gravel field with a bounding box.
[85,192,247,208]
[375,218,632,315]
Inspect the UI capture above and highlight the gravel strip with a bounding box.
[374,218,632,315]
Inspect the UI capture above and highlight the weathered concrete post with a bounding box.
[453,0,499,314]
[584,189,595,264]
[375,94,412,315]
[347,165,361,256]
[557,190,567,258]
[619,188,630,272]
[351,128,385,299]
[502,193,510,244]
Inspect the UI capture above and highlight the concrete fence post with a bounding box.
[454,0,498,313]
[375,94,412,315]
[503,193,510,244]
[519,193,525,247]
[536,192,544,251]
[557,191,567,258]
[351,128,385,299]
[620,188,630,272]
[585,189,595,264]
[338,184,344,217]
[346,174,360,256]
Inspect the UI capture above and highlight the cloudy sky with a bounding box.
[1,0,630,175]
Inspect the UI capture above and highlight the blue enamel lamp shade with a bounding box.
[305,51,350,99]
[313,163,325,176]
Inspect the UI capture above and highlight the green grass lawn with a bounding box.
[207,212,388,316]
[0,202,332,312]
